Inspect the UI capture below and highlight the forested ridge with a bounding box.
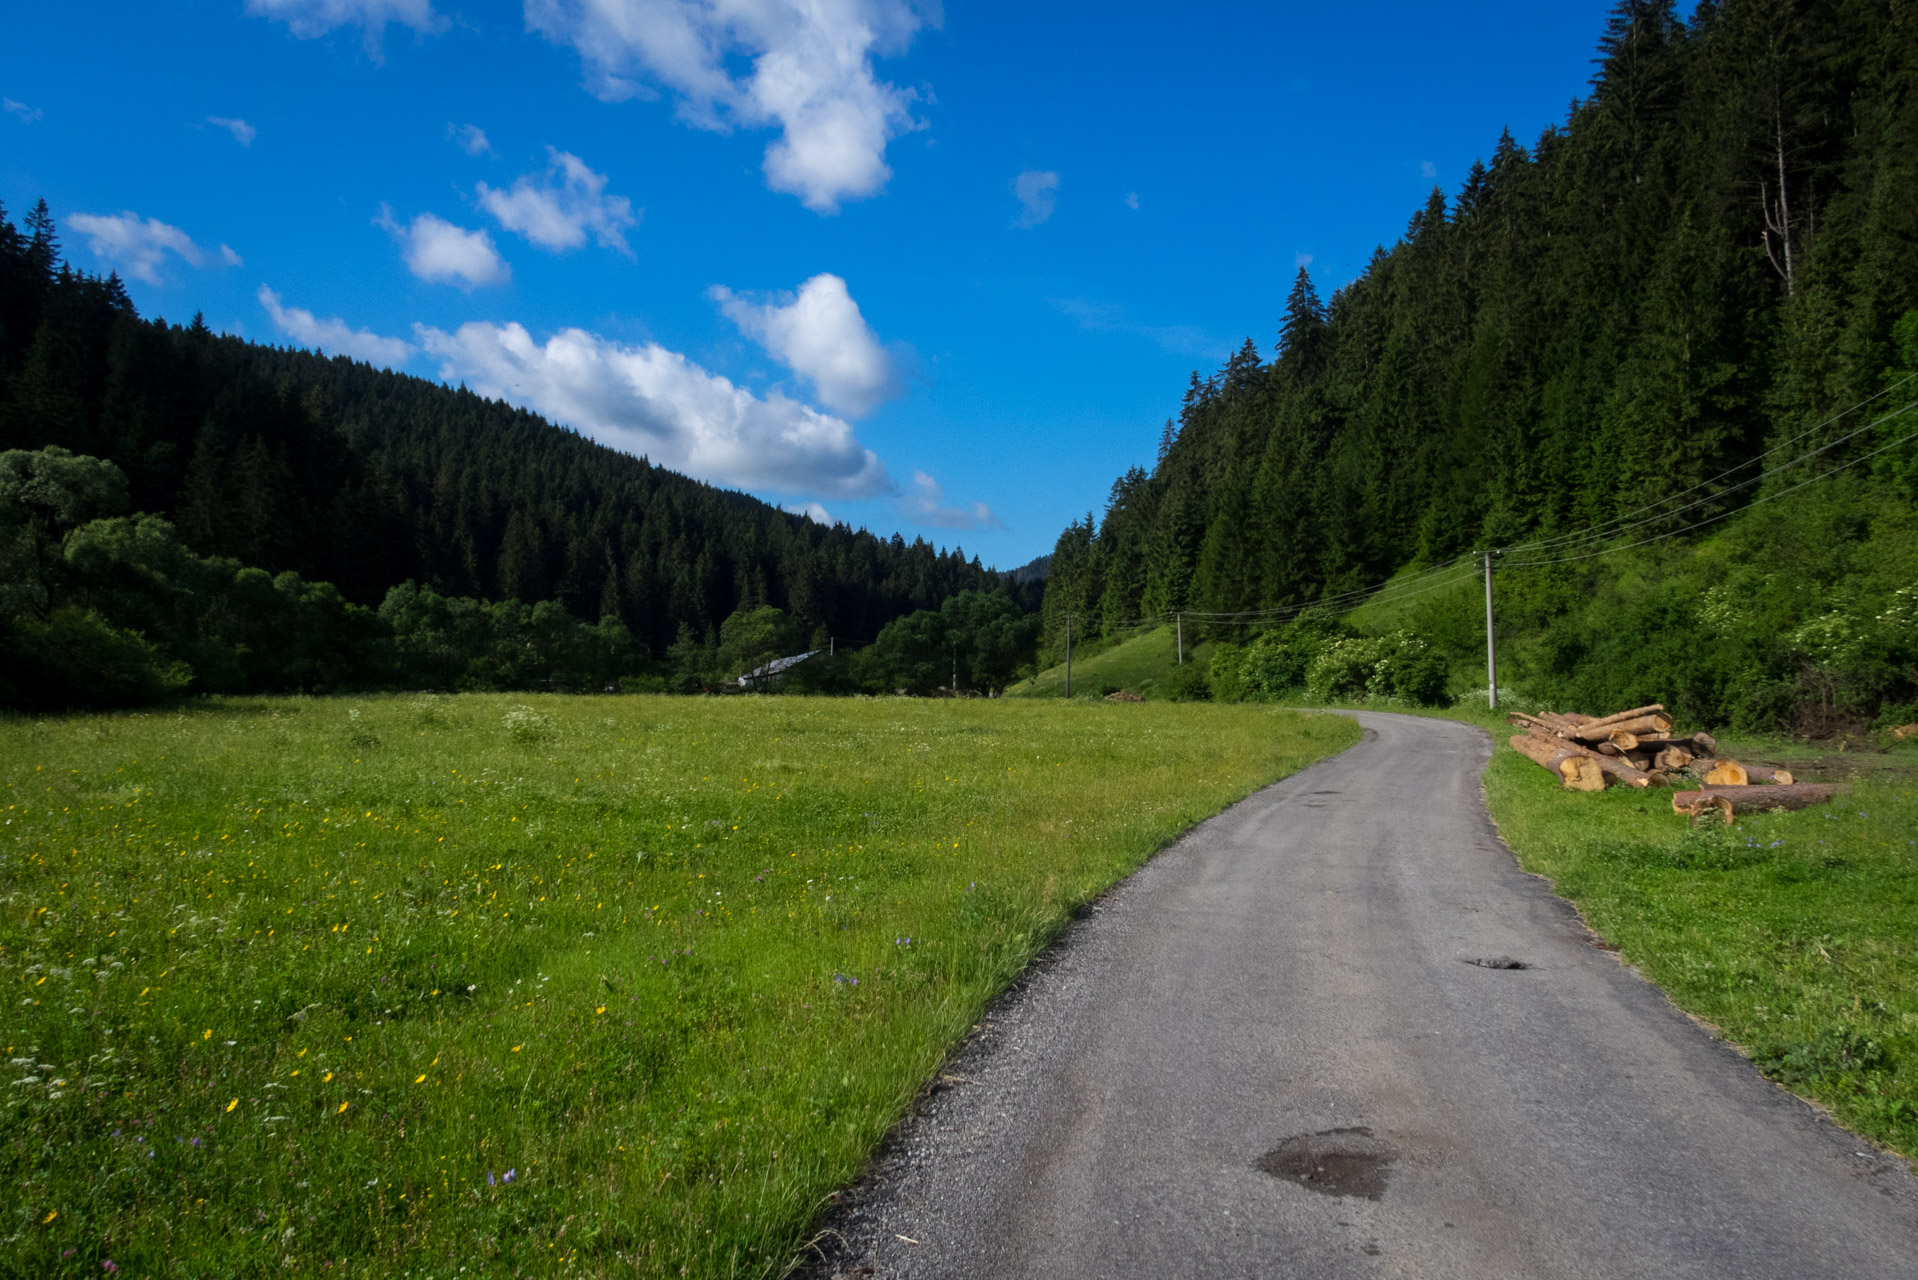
[1042,0,1918,731]
[0,203,1017,656]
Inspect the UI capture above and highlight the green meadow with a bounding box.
[0,695,1355,1278]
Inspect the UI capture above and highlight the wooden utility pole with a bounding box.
[1484,552,1498,711]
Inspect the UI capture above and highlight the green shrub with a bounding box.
[1206,642,1245,702]
[2,606,190,709]
[1163,661,1212,701]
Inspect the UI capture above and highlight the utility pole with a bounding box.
[1176,612,1183,665]
[1064,614,1073,700]
[1483,552,1498,711]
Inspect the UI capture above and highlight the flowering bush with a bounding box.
[1305,631,1450,706]
[502,703,558,745]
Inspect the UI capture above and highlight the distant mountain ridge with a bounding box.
[0,200,1029,654]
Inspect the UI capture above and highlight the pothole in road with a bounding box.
[1462,955,1528,969]
[1256,1127,1395,1199]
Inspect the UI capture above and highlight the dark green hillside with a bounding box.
[1044,0,1918,731]
[0,202,1021,655]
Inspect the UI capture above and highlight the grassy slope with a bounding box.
[0,695,1356,1278]
[1006,625,1209,699]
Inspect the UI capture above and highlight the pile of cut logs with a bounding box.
[1506,704,1838,823]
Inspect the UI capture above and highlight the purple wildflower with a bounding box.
[487,1172,496,1186]
[103,1263,119,1274]
[503,1168,517,1184]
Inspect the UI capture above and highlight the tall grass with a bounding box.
[0,694,1354,1277]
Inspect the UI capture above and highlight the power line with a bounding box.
[1500,412,1918,569]
[1493,374,1918,560]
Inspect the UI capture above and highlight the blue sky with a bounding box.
[1,0,1617,569]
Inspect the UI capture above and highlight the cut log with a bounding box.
[1596,741,1624,757]
[1520,723,1660,786]
[1671,783,1841,824]
[1572,706,1664,736]
[1703,760,1749,786]
[1558,713,1598,726]
[1623,748,1658,771]
[1569,713,1673,743]
[1507,712,1561,734]
[1509,735,1610,791]
[1609,731,1640,751]
[1690,731,1718,757]
[1654,746,1695,772]
[1743,763,1796,786]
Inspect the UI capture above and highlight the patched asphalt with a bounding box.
[802,711,1918,1279]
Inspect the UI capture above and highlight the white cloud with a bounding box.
[245,0,444,55]
[67,211,237,285]
[3,98,42,124]
[898,470,1001,531]
[710,273,902,417]
[525,0,931,213]
[418,319,890,498]
[1124,191,1139,210]
[477,147,637,255]
[1011,169,1057,228]
[221,244,245,266]
[376,207,511,287]
[1295,252,1313,269]
[258,286,414,367]
[208,116,257,146]
[452,122,493,155]
[1420,160,1437,179]
[784,501,833,524]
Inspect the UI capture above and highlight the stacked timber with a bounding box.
[1502,704,1831,817]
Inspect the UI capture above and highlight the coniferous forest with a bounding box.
[1043,0,1918,733]
[0,200,1039,707]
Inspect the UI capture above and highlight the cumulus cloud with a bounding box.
[710,273,902,417]
[377,207,511,287]
[245,0,444,55]
[526,0,931,213]
[1420,160,1437,179]
[258,286,414,367]
[1124,191,1139,210]
[478,147,637,255]
[417,320,889,497]
[897,470,1002,531]
[4,98,42,124]
[451,122,493,155]
[784,501,833,524]
[1011,169,1057,228]
[208,116,256,146]
[67,211,240,285]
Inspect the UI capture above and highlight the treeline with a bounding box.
[1042,0,1918,731]
[1,445,1038,709]
[0,199,1035,662]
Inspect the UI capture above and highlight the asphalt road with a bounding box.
[806,711,1918,1279]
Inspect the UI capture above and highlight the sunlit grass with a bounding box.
[0,693,1355,1278]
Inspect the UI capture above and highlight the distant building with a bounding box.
[737,650,820,690]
